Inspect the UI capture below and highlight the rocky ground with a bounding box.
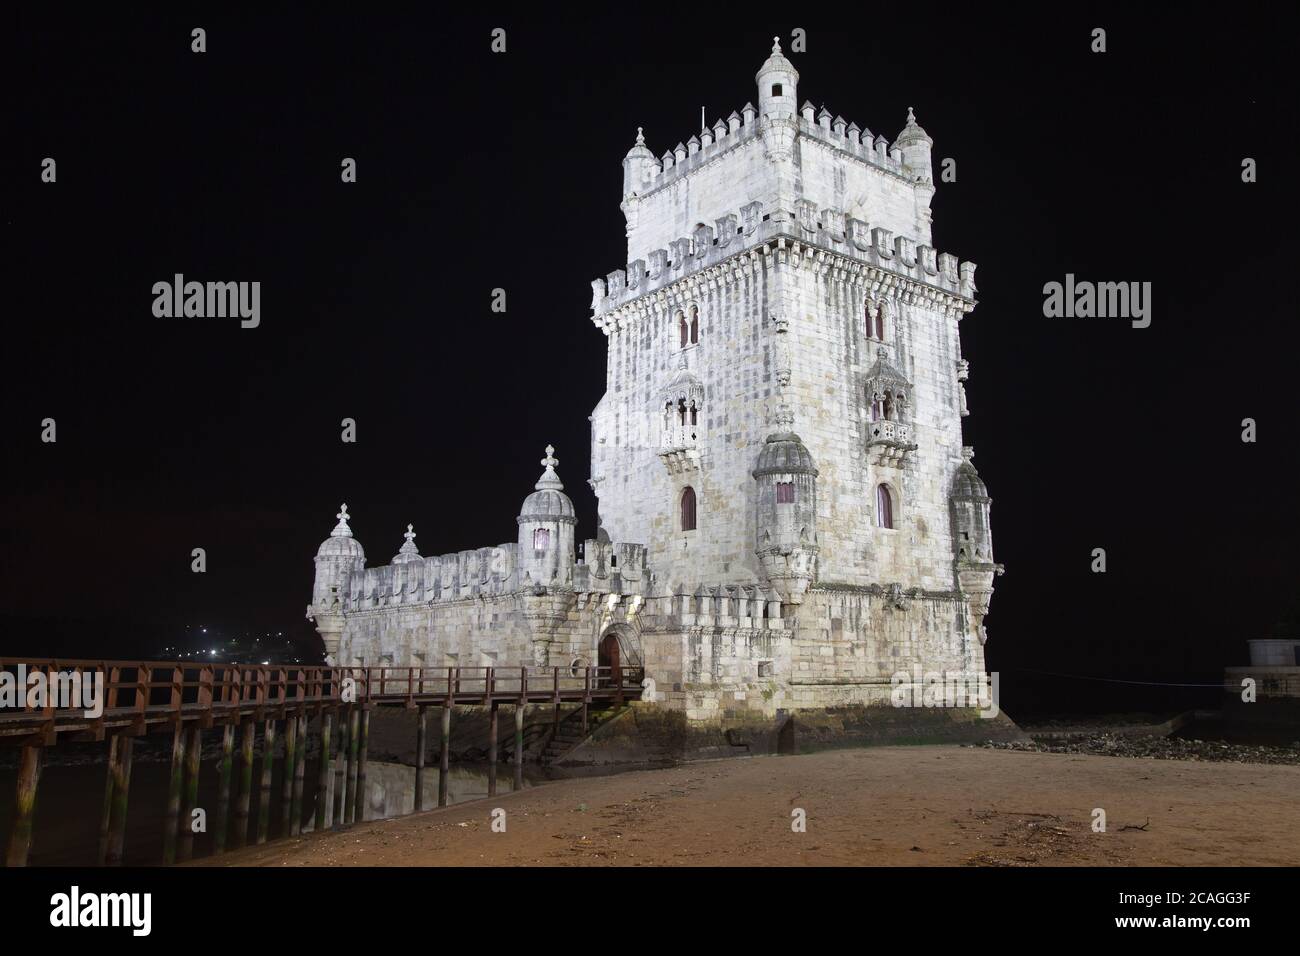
[980,734,1300,765]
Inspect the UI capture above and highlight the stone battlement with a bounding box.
[633,102,909,200]
[591,225,977,330]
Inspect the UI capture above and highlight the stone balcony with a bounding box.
[659,423,701,474]
[865,419,916,465]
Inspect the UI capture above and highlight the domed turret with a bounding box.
[313,503,365,604]
[756,36,798,120]
[895,107,934,185]
[949,448,992,564]
[310,503,366,664]
[516,445,576,587]
[752,405,819,604]
[949,448,1001,646]
[622,127,656,200]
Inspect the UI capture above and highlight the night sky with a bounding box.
[6,8,1297,715]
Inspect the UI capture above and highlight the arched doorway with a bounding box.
[598,632,621,687]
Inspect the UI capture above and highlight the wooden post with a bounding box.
[333,707,349,828]
[514,703,525,791]
[234,719,254,849]
[356,710,369,823]
[105,737,134,866]
[316,711,333,831]
[583,668,590,733]
[4,746,43,867]
[487,702,498,797]
[438,704,451,807]
[414,705,427,812]
[552,666,561,737]
[292,713,307,835]
[178,725,201,861]
[257,719,276,844]
[163,723,186,864]
[213,724,234,855]
[97,735,119,865]
[345,708,360,824]
[280,714,297,836]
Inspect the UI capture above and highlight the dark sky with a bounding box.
[6,8,1298,714]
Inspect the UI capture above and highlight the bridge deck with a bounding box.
[0,660,644,747]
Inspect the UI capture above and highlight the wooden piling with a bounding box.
[178,724,201,861]
[257,719,276,845]
[4,745,43,867]
[105,736,134,866]
[514,703,525,791]
[345,708,360,824]
[234,719,254,849]
[163,723,186,864]
[97,735,119,865]
[487,703,498,797]
[291,713,306,835]
[280,713,297,836]
[414,705,427,812]
[316,711,333,831]
[356,710,369,823]
[214,724,234,855]
[333,707,349,828]
[438,704,451,807]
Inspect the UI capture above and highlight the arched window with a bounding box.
[689,305,700,344]
[776,481,795,504]
[875,484,894,529]
[874,303,885,340]
[689,401,698,426]
[533,528,551,550]
[680,486,697,531]
[865,301,874,338]
[870,396,884,422]
[678,312,688,349]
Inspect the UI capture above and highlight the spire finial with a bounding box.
[772,36,781,54]
[535,445,564,491]
[635,126,645,146]
[330,503,353,538]
[906,106,917,126]
[404,523,415,544]
[774,401,795,430]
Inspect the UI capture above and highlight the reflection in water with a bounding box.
[0,758,541,867]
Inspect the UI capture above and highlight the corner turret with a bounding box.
[752,405,819,604]
[516,445,576,588]
[309,503,366,663]
[756,36,798,120]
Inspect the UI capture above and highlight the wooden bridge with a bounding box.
[0,659,644,867]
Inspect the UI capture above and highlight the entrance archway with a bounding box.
[598,632,621,686]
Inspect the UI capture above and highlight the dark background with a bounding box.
[5,7,1297,717]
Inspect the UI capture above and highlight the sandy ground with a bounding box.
[197,746,1300,867]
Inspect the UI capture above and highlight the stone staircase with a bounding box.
[541,706,621,765]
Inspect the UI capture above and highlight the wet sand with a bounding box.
[196,746,1300,867]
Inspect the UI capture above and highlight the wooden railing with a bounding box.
[0,659,644,744]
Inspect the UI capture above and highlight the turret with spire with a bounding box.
[895,106,935,186]
[309,503,366,664]
[516,445,577,588]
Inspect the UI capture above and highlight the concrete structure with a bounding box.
[307,40,1003,725]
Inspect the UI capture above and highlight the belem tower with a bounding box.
[307,40,1002,725]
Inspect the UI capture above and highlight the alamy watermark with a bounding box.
[1043,274,1151,328]
[152,274,260,328]
[0,665,103,718]
[890,667,999,718]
